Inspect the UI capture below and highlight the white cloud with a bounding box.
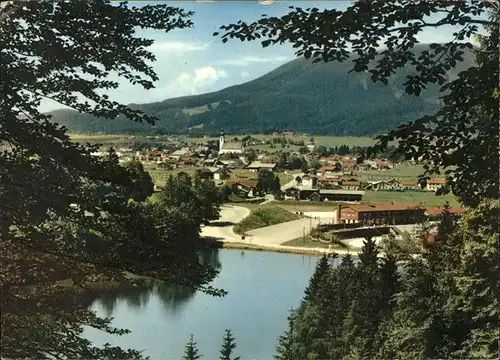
[173,66,228,95]
[240,70,251,79]
[148,41,209,54]
[216,55,291,66]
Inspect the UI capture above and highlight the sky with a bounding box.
[39,1,470,112]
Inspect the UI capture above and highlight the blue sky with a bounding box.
[41,1,469,112]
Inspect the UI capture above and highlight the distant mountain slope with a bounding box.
[48,45,474,136]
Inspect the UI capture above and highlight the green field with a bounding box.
[355,164,426,181]
[233,206,301,234]
[70,134,132,144]
[362,190,460,208]
[281,236,330,248]
[69,133,177,145]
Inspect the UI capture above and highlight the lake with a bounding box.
[84,249,328,359]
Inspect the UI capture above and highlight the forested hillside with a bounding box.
[48,45,474,136]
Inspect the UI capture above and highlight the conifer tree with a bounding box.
[423,201,459,272]
[219,329,241,360]
[357,236,379,269]
[303,254,330,303]
[344,237,385,358]
[274,309,299,360]
[451,200,499,359]
[372,252,401,354]
[322,255,358,360]
[182,334,202,360]
[378,253,400,312]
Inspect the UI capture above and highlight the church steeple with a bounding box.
[219,128,225,152]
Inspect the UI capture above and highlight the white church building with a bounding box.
[218,130,245,155]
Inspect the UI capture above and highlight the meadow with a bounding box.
[363,190,459,208]
[69,134,135,144]
[354,163,426,181]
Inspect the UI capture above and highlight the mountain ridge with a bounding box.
[48,45,475,136]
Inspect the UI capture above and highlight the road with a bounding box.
[201,205,315,246]
[245,218,313,246]
[201,205,354,256]
[244,212,339,246]
[200,205,250,242]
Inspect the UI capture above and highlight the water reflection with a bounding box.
[93,249,222,317]
[199,248,222,271]
[86,249,320,360]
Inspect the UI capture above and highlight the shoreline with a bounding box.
[201,238,358,257]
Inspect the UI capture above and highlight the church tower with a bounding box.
[219,129,225,153]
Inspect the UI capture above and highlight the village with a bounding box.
[88,130,463,237]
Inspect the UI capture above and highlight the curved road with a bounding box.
[201,205,353,255]
[200,205,250,242]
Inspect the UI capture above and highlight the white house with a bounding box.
[301,174,317,188]
[426,178,446,192]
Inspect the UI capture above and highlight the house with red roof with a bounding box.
[425,178,446,192]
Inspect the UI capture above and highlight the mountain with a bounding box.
[48,45,475,136]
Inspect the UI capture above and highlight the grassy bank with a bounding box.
[282,236,330,249]
[233,206,301,234]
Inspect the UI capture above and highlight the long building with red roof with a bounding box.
[339,203,425,225]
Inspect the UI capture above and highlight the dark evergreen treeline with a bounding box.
[274,201,499,360]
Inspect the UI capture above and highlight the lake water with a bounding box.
[84,249,323,359]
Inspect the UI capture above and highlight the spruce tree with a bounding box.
[275,309,298,360]
[373,252,401,354]
[423,201,459,272]
[357,236,379,269]
[303,254,330,303]
[182,334,202,360]
[219,329,240,360]
[321,255,359,360]
[344,237,385,358]
[452,200,499,359]
[377,257,451,360]
[378,253,400,311]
